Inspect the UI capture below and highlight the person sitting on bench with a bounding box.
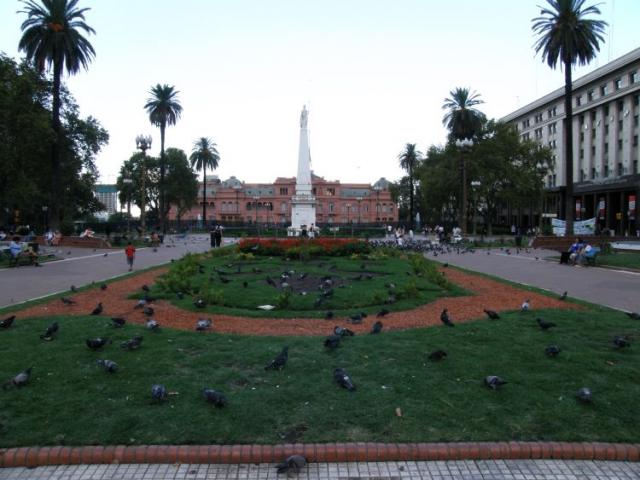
[568,238,585,265]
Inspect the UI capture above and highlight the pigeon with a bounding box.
[370,321,383,334]
[537,318,556,330]
[427,349,447,361]
[265,346,289,370]
[348,312,367,324]
[70,285,78,292]
[545,345,561,357]
[202,388,227,407]
[377,308,390,317]
[61,297,76,305]
[90,303,103,315]
[196,318,212,331]
[142,306,154,316]
[613,336,630,349]
[576,387,592,403]
[219,277,231,284]
[151,384,167,401]
[559,291,567,301]
[194,299,207,309]
[3,367,33,389]
[40,321,59,341]
[142,284,150,292]
[176,291,184,300]
[103,253,108,257]
[134,299,147,309]
[100,283,108,291]
[484,375,507,390]
[521,299,530,312]
[0,315,16,329]
[266,276,276,287]
[333,368,356,391]
[324,311,334,320]
[86,337,111,350]
[440,309,454,327]
[626,312,640,320]
[146,319,160,331]
[334,326,354,337]
[110,317,126,328]
[276,455,307,475]
[121,335,143,350]
[97,359,118,373]
[484,309,500,320]
[324,334,341,349]
[243,281,248,288]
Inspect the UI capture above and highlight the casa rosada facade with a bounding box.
[167,174,398,225]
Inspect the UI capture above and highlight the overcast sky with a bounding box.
[1,0,639,185]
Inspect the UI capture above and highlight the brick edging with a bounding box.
[1,442,639,467]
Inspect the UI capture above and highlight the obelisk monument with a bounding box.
[290,105,316,234]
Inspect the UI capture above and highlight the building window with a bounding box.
[590,111,596,122]
[614,78,622,90]
[580,132,585,142]
[534,113,543,123]
[618,119,623,131]
[279,187,288,195]
[579,148,584,159]
[591,145,596,156]
[618,100,624,112]
[535,127,543,139]
[548,107,557,117]
[326,188,335,196]
[600,84,609,96]
[579,114,585,125]
[548,122,557,134]
[630,71,639,84]
[604,124,609,135]
[634,135,639,147]
[634,95,639,106]
[312,187,316,195]
[575,95,582,107]
[522,119,530,129]
[522,133,530,140]
[617,162,623,176]
[591,167,596,179]
[604,104,610,117]
[329,202,334,213]
[587,89,594,101]
[604,165,609,177]
[618,139,623,150]
[635,115,639,127]
[634,160,638,173]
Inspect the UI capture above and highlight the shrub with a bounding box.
[275,290,291,309]
[202,287,224,305]
[237,238,369,257]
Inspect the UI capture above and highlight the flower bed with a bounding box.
[237,237,370,256]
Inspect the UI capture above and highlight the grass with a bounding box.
[151,253,465,318]
[596,251,640,270]
[1,307,638,447]
[0,253,59,269]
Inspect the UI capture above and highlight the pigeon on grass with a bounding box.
[86,338,111,350]
[265,346,289,370]
[97,359,118,373]
[203,388,227,407]
[334,368,356,391]
[121,336,143,350]
[324,335,341,350]
[0,315,16,329]
[3,367,33,389]
[484,375,507,390]
[40,322,59,341]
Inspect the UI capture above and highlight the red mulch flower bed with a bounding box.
[13,267,577,336]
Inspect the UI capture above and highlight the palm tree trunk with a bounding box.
[563,59,574,236]
[50,66,62,230]
[159,124,166,234]
[140,156,146,232]
[202,166,207,229]
[409,169,414,230]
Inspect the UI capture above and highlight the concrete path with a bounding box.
[1,460,639,479]
[430,247,640,313]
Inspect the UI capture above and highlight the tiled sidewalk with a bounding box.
[1,460,639,480]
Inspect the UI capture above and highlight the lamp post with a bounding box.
[122,173,133,237]
[455,138,474,235]
[470,180,481,236]
[135,135,152,233]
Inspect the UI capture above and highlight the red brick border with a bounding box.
[1,442,639,468]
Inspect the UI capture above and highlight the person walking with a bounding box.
[214,225,223,247]
[125,242,136,271]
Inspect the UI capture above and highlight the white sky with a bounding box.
[1,0,639,185]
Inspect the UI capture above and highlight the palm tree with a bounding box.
[532,0,607,235]
[190,137,220,227]
[18,0,95,229]
[442,87,486,234]
[398,144,421,230]
[144,84,183,232]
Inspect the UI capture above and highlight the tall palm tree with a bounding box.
[398,143,421,230]
[190,137,220,227]
[442,87,486,234]
[144,84,182,232]
[532,0,606,236]
[18,0,95,229]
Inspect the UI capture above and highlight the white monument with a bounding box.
[289,105,316,236]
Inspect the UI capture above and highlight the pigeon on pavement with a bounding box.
[97,359,118,373]
[100,283,108,291]
[194,299,207,309]
[90,303,103,315]
[370,321,383,334]
[0,315,16,329]
[377,309,390,317]
[196,318,212,331]
[484,376,507,390]
[70,285,78,292]
[265,346,289,370]
[521,299,530,312]
[440,309,454,327]
[61,297,76,305]
[146,319,160,332]
[334,368,356,391]
[142,306,154,316]
[276,455,307,475]
[40,321,59,341]
[334,326,355,337]
[202,388,227,407]
[324,311,334,320]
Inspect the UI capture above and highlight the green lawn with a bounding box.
[597,251,640,270]
[1,307,638,447]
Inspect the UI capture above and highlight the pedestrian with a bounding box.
[125,241,136,272]
[214,225,222,247]
[210,227,216,248]
[151,231,159,252]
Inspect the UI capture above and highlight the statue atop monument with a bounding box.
[300,105,308,129]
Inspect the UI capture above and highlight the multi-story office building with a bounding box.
[93,184,118,215]
[502,47,640,234]
[168,174,397,225]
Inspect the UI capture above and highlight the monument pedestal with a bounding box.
[290,106,316,236]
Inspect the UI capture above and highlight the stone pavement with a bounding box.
[1,460,639,479]
[430,247,640,313]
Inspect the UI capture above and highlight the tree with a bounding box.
[397,143,421,229]
[442,87,486,234]
[189,137,220,226]
[144,84,183,233]
[532,0,607,235]
[18,0,96,229]
[164,148,198,227]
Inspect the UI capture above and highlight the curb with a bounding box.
[1,443,639,467]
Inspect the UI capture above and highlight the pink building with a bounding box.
[168,174,398,225]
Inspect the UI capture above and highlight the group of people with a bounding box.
[567,237,594,266]
[210,225,223,248]
[7,236,40,267]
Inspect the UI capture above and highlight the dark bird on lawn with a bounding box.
[370,321,383,334]
[626,312,640,320]
[151,384,167,401]
[298,272,308,280]
[198,265,205,274]
[142,306,154,316]
[377,308,389,317]
[348,312,367,324]
[324,334,341,349]
[484,375,507,390]
[146,319,160,331]
[334,368,356,391]
[142,284,150,292]
[613,336,631,349]
[3,367,32,389]
[325,311,334,320]
[266,276,276,287]
[110,317,126,328]
[428,349,447,361]
[440,309,454,327]
[40,322,59,341]
[219,277,231,284]
[97,359,118,373]
[196,318,212,331]
[545,345,561,357]
[121,335,143,350]
[334,326,354,337]
[484,309,500,320]
[0,315,16,329]
[90,303,103,315]
[203,388,227,407]
[86,337,111,350]
[194,298,207,309]
[61,296,76,305]
[276,455,307,475]
[70,285,78,292]
[559,291,567,301]
[176,292,184,300]
[265,346,289,370]
[537,318,556,330]
[576,387,592,403]
[243,281,248,288]
[100,283,108,291]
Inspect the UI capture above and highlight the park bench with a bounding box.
[583,247,601,266]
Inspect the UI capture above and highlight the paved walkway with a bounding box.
[1,460,639,479]
[430,248,640,313]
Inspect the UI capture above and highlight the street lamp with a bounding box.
[470,180,481,235]
[455,138,474,235]
[135,135,152,233]
[122,172,133,237]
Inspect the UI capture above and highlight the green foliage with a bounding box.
[275,289,291,309]
[202,287,224,305]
